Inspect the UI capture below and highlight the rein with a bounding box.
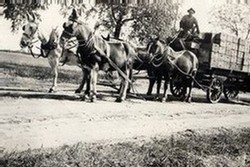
[26,29,58,59]
[28,40,58,59]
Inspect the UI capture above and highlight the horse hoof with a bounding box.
[154,96,160,101]
[181,96,186,102]
[75,89,81,94]
[81,94,89,101]
[48,88,55,93]
[186,97,192,103]
[90,96,97,103]
[161,97,167,102]
[115,98,124,103]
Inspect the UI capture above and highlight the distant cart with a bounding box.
[170,33,250,103]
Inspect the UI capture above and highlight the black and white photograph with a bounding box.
[1,0,250,166]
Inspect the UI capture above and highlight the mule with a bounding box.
[147,38,199,102]
[20,13,87,93]
[60,9,136,102]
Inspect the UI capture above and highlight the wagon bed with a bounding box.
[195,33,250,103]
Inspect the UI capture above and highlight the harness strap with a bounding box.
[106,56,133,84]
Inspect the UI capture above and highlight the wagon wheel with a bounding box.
[170,78,186,97]
[223,87,239,101]
[223,78,239,101]
[206,78,223,103]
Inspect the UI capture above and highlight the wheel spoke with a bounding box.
[207,78,223,103]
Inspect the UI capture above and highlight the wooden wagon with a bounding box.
[170,32,250,103]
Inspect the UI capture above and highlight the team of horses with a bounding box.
[20,9,198,103]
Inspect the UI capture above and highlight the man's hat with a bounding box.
[187,8,195,13]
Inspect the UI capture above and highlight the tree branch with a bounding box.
[121,17,134,24]
[110,3,117,24]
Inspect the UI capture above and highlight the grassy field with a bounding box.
[0,51,122,89]
[2,128,250,167]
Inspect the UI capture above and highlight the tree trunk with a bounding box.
[245,29,250,39]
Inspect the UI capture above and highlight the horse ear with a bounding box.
[71,8,78,20]
[26,12,31,22]
[31,13,36,22]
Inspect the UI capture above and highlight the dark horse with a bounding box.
[101,36,166,98]
[60,9,136,102]
[147,38,199,102]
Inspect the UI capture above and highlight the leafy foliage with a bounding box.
[59,3,91,18]
[130,2,180,44]
[3,1,48,32]
[92,2,181,44]
[209,4,250,39]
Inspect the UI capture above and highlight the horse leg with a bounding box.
[179,76,188,101]
[155,74,162,101]
[146,71,156,96]
[90,63,99,102]
[116,68,129,103]
[162,74,169,102]
[48,56,59,93]
[185,74,195,103]
[127,68,133,93]
[85,71,91,96]
[81,69,91,101]
[75,67,87,93]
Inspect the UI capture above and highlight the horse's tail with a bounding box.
[189,51,198,74]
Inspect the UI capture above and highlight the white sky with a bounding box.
[0,1,223,50]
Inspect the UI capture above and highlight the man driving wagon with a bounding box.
[178,8,200,50]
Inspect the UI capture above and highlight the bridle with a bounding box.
[60,21,95,62]
[24,28,58,59]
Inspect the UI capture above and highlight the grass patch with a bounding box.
[1,62,81,84]
[2,128,250,167]
[1,62,121,88]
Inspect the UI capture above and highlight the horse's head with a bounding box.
[146,37,165,57]
[49,28,59,43]
[20,13,39,48]
[60,9,90,47]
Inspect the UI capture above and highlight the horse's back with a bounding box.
[175,50,198,74]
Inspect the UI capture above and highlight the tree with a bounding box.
[209,4,250,39]
[3,1,89,32]
[3,1,48,32]
[130,2,180,43]
[92,2,181,43]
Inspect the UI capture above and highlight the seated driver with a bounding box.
[179,8,200,40]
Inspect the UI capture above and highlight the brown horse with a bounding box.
[147,38,198,102]
[20,13,88,93]
[60,9,136,102]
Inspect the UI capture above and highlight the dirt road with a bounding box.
[0,51,250,152]
[1,89,250,152]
